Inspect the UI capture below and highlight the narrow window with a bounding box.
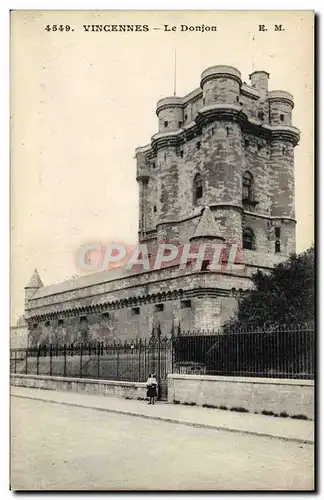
[153,205,157,213]
[243,228,255,250]
[244,138,250,149]
[58,319,64,326]
[102,312,110,319]
[282,146,286,155]
[201,260,210,271]
[211,127,214,135]
[180,150,184,158]
[178,121,183,128]
[258,111,264,121]
[45,321,50,327]
[193,173,203,205]
[226,127,229,137]
[203,98,205,105]
[236,96,239,102]
[131,307,140,316]
[155,304,164,312]
[180,299,192,309]
[164,152,166,161]
[275,227,281,238]
[196,141,201,150]
[152,162,155,169]
[275,240,281,253]
[164,120,168,128]
[242,171,253,201]
[184,114,188,121]
[280,114,284,122]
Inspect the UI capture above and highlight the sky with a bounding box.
[10,10,314,324]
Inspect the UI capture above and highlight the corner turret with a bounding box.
[190,206,225,243]
[25,269,43,310]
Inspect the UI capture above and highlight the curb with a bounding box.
[11,393,314,445]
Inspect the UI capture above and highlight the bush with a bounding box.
[291,414,308,420]
[230,406,249,413]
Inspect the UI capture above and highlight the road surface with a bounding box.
[10,396,314,491]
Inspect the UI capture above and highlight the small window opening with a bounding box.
[244,139,250,149]
[258,111,265,121]
[45,321,50,327]
[280,114,285,122]
[181,299,192,309]
[153,205,157,213]
[131,307,140,316]
[242,171,253,201]
[275,240,281,253]
[243,228,255,250]
[196,141,201,150]
[80,316,87,322]
[164,120,168,127]
[102,312,110,319]
[180,150,184,158]
[178,121,183,128]
[201,260,210,271]
[33,323,38,329]
[193,173,203,205]
[275,227,281,238]
[152,162,155,169]
[155,304,164,312]
[58,319,64,326]
[184,114,188,121]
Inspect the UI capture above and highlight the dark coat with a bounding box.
[147,385,157,398]
[146,377,158,398]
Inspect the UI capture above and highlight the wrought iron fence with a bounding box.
[10,337,173,383]
[10,322,314,382]
[173,322,315,379]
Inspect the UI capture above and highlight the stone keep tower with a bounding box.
[136,65,300,266]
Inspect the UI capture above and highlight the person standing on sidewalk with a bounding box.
[146,373,158,405]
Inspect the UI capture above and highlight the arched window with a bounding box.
[275,240,281,253]
[193,173,203,205]
[242,171,254,201]
[243,228,255,250]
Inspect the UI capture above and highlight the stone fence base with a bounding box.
[167,374,314,420]
[11,374,147,400]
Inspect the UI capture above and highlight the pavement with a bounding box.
[11,395,314,490]
[11,386,314,444]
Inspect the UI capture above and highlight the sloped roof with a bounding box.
[26,269,44,289]
[31,265,142,300]
[190,206,225,241]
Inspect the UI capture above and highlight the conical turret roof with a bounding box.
[190,206,225,241]
[25,268,44,289]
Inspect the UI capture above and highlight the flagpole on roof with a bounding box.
[252,34,255,72]
[173,48,177,96]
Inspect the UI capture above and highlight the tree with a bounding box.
[223,245,314,330]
